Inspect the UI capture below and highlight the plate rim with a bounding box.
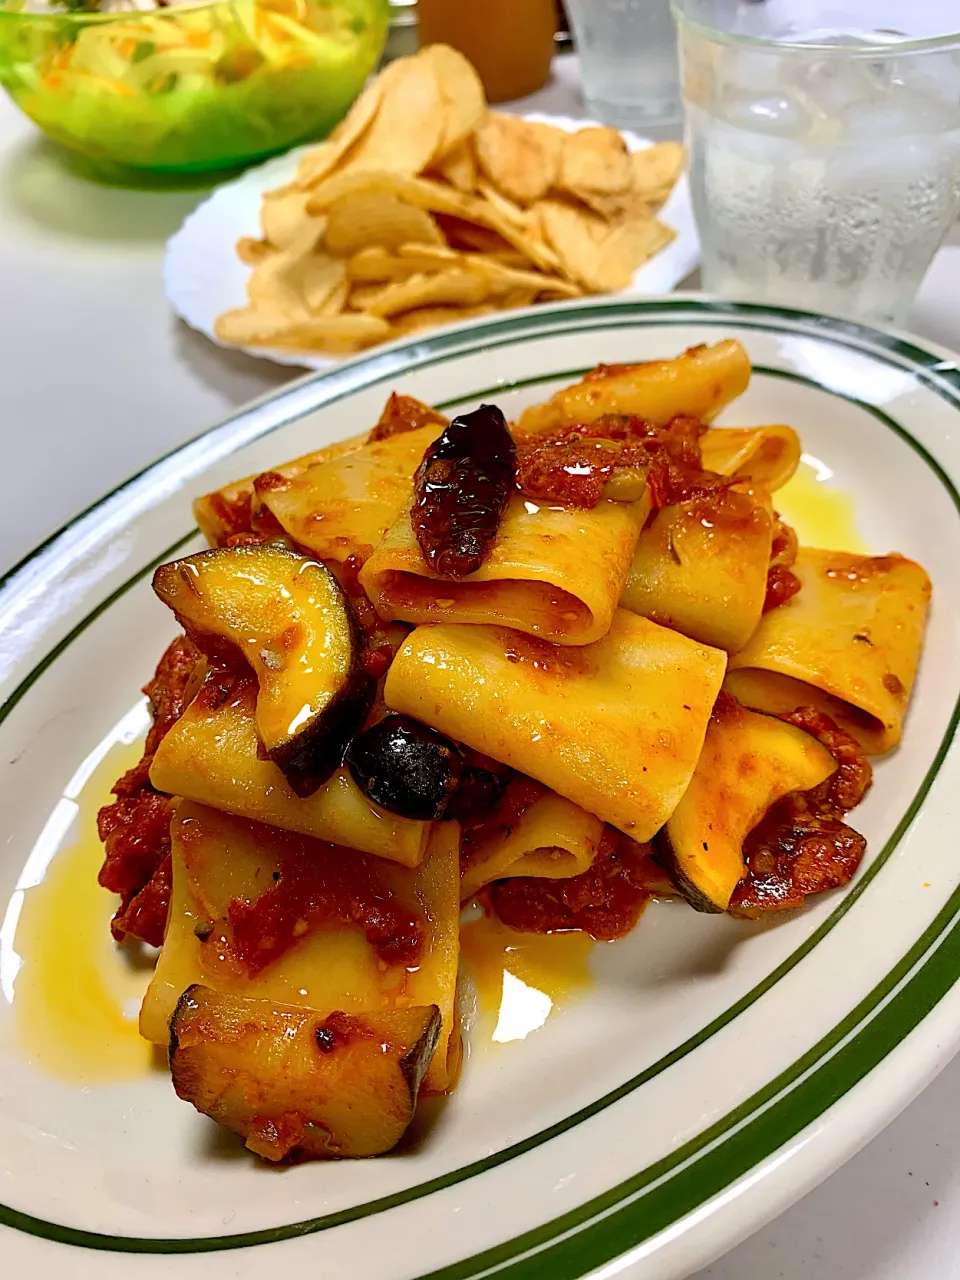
[2,295,960,1274]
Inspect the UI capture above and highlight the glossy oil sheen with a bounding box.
[10,739,155,1084]
[775,455,868,553]
[460,913,595,1045]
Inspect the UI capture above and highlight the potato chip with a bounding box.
[474,113,561,206]
[630,142,686,206]
[268,314,391,353]
[247,254,312,321]
[528,119,568,160]
[389,304,496,336]
[574,186,654,223]
[347,282,393,312]
[215,306,294,346]
[598,218,676,289]
[347,246,423,283]
[540,201,676,293]
[324,192,443,256]
[558,126,632,198]
[337,55,445,176]
[500,288,539,310]
[295,75,384,190]
[433,140,478,193]
[236,236,271,266]
[396,242,460,265]
[306,169,463,217]
[420,43,487,156]
[465,255,581,299]
[347,244,463,283]
[476,179,528,227]
[355,269,491,319]
[488,250,531,269]
[434,213,515,256]
[260,189,323,252]
[295,254,347,312]
[472,205,563,274]
[307,171,559,273]
[319,275,350,316]
[389,243,577,300]
[536,198,609,292]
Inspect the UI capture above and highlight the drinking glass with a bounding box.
[671,0,960,325]
[565,0,682,128]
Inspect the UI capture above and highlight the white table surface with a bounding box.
[3,50,960,1280]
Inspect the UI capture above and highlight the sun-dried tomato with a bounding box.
[491,829,652,939]
[729,708,872,917]
[368,392,448,443]
[411,404,517,578]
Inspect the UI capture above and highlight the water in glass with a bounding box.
[675,2,960,323]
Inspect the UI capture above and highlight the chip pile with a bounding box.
[215,43,685,358]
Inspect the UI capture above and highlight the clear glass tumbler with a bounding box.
[672,0,960,324]
[565,0,682,128]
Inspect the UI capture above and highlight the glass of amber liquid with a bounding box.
[417,0,557,102]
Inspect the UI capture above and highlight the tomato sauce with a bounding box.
[459,774,547,863]
[224,845,424,977]
[205,490,254,543]
[730,708,873,916]
[491,829,652,940]
[368,392,448,443]
[763,563,802,612]
[97,635,203,947]
[516,414,731,511]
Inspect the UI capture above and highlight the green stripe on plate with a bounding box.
[3,296,958,597]
[0,301,957,1258]
[421,871,960,1280]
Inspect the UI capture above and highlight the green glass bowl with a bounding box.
[0,0,389,175]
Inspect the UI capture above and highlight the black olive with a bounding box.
[345,714,465,821]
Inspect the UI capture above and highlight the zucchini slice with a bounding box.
[153,543,369,796]
[657,695,836,912]
[170,986,440,1160]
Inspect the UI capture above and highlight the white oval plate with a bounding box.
[164,113,700,370]
[1,298,959,1280]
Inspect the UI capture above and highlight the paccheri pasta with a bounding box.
[96,338,930,1161]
